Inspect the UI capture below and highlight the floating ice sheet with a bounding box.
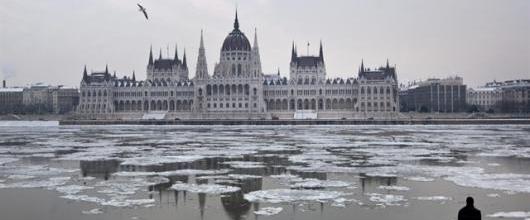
[81,208,103,215]
[171,182,240,194]
[487,211,530,219]
[244,189,348,204]
[254,207,283,216]
[222,161,266,169]
[379,185,410,191]
[415,196,452,201]
[366,193,407,206]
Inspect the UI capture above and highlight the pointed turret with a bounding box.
[386,59,390,69]
[148,46,153,65]
[234,10,240,30]
[182,49,187,69]
[105,64,109,74]
[113,72,116,78]
[319,40,324,62]
[253,28,259,49]
[174,44,179,64]
[195,30,208,79]
[159,49,162,60]
[252,28,262,76]
[291,42,297,63]
[82,65,88,81]
[360,59,365,73]
[132,71,136,81]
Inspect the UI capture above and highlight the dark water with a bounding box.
[0,123,529,220]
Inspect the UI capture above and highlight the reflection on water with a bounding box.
[0,125,530,220]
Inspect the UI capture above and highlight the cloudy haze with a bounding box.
[0,0,528,88]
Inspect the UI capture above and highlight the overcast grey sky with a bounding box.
[1,0,528,88]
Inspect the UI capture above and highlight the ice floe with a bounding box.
[56,185,93,194]
[254,207,283,216]
[222,161,266,169]
[487,211,530,219]
[404,176,435,182]
[379,185,410,191]
[7,174,35,180]
[0,176,71,189]
[0,157,19,165]
[290,178,351,189]
[365,193,407,206]
[415,196,452,201]
[171,182,240,194]
[120,155,203,166]
[82,208,103,215]
[244,189,349,204]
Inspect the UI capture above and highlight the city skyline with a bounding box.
[1,0,529,88]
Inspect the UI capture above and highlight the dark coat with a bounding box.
[458,205,481,220]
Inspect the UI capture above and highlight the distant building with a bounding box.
[467,81,503,112]
[23,83,54,112]
[499,79,530,113]
[467,79,530,113]
[52,86,79,114]
[400,76,467,112]
[22,83,79,114]
[0,80,24,114]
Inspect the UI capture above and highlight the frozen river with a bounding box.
[0,122,529,220]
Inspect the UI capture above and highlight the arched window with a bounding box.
[232,64,236,75]
[253,88,257,96]
[237,64,242,76]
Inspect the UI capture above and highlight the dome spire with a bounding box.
[234,9,239,30]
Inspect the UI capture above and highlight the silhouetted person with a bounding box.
[458,197,481,220]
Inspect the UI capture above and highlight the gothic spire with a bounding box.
[182,49,187,69]
[174,44,179,63]
[196,30,208,79]
[82,65,88,81]
[253,28,259,49]
[319,40,324,62]
[386,59,390,69]
[105,64,109,74]
[234,10,239,30]
[360,59,365,73]
[159,48,162,60]
[148,46,153,65]
[199,29,205,49]
[291,42,296,62]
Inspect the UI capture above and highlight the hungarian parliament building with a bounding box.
[78,13,399,120]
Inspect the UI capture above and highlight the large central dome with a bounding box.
[221,12,251,52]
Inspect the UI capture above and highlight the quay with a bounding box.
[60,118,530,126]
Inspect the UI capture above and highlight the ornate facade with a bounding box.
[77,12,399,119]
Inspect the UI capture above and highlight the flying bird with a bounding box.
[137,3,148,20]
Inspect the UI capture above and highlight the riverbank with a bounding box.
[59,118,530,125]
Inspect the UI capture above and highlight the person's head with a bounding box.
[466,197,474,206]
